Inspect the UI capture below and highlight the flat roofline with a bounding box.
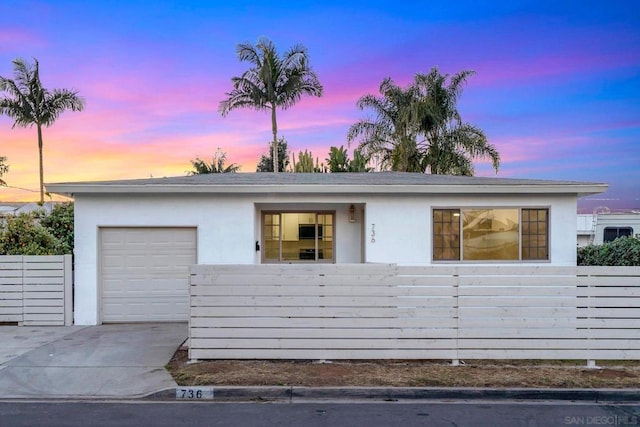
[45,182,608,198]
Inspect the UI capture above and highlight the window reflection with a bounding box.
[433,208,549,262]
[462,209,519,260]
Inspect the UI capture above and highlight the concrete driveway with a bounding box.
[0,323,187,399]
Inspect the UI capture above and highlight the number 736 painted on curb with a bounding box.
[176,387,215,400]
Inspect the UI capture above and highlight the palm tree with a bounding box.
[0,156,8,186]
[189,149,240,174]
[413,68,500,175]
[0,58,85,204]
[347,68,500,175]
[347,78,424,172]
[219,37,323,173]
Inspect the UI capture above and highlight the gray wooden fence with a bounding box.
[0,255,72,326]
[189,264,640,363]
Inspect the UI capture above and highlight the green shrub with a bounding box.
[0,213,64,255]
[577,236,640,266]
[39,202,74,254]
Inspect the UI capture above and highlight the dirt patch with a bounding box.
[166,348,640,388]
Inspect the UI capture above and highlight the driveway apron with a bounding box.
[0,323,187,399]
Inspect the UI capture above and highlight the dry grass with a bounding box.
[167,348,640,389]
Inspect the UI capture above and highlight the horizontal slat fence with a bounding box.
[0,255,72,326]
[189,264,640,362]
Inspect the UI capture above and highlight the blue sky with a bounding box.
[0,0,638,211]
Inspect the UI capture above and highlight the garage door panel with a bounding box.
[100,227,196,323]
[103,298,189,321]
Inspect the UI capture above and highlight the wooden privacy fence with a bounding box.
[0,255,72,326]
[189,264,640,362]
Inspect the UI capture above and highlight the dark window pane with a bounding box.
[603,228,618,242]
[620,228,633,237]
[604,227,633,242]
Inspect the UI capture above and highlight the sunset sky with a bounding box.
[1,0,638,212]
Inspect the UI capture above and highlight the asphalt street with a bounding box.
[1,400,639,427]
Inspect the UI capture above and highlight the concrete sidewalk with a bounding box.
[0,323,187,399]
[1,324,639,403]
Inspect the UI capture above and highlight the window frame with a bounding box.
[261,210,336,264]
[603,226,633,243]
[432,206,551,263]
[520,208,550,261]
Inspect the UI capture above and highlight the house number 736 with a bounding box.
[176,387,214,400]
[371,223,376,243]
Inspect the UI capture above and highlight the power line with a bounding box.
[3,185,39,193]
[1,185,74,201]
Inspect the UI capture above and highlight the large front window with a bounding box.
[263,212,334,263]
[433,208,549,261]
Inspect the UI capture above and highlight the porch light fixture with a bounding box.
[348,204,356,223]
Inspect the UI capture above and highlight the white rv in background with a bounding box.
[577,210,640,247]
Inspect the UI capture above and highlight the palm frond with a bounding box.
[0,155,8,186]
[189,150,241,175]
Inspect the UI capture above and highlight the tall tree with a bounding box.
[347,67,499,175]
[0,156,8,186]
[0,58,85,204]
[219,37,323,173]
[347,77,424,172]
[189,149,240,174]
[413,68,500,175]
[256,138,290,172]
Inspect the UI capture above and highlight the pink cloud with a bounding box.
[0,28,45,53]
[471,50,639,88]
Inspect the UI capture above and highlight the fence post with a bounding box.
[20,255,25,325]
[64,254,73,326]
[452,267,460,366]
[583,268,598,368]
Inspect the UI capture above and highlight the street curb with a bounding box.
[145,386,640,402]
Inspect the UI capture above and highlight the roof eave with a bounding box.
[45,183,609,197]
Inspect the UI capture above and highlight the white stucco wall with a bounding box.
[74,194,365,324]
[73,192,579,325]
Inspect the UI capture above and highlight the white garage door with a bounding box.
[100,227,197,322]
